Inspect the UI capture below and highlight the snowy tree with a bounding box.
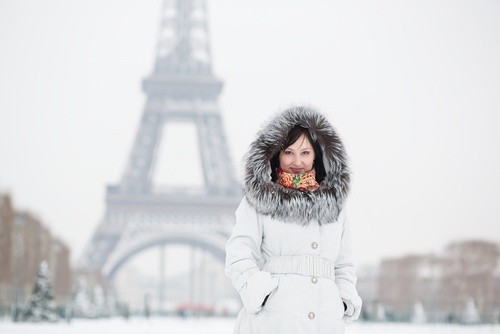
[12,303,26,322]
[71,276,93,318]
[376,303,387,321]
[461,297,481,324]
[492,307,500,324]
[410,301,427,323]
[106,290,118,317]
[23,261,59,322]
[93,285,107,318]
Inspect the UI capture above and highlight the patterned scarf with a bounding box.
[276,168,320,192]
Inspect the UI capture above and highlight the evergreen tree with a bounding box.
[92,285,106,318]
[410,301,427,323]
[106,290,118,317]
[376,303,387,321]
[23,261,58,322]
[461,297,481,324]
[71,276,93,318]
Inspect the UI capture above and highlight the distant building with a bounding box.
[440,240,499,322]
[0,193,73,311]
[13,211,49,303]
[0,194,14,312]
[50,238,72,304]
[375,240,500,322]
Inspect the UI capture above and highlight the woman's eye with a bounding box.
[284,151,293,155]
[302,151,310,155]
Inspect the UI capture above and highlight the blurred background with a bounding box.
[1,0,499,331]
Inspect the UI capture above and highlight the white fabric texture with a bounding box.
[225,197,362,334]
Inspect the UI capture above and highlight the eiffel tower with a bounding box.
[79,0,241,286]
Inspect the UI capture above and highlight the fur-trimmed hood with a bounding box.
[242,105,351,225]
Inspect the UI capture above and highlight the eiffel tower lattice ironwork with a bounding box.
[79,0,241,280]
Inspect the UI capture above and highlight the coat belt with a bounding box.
[262,255,336,280]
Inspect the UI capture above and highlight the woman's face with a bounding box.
[278,133,315,174]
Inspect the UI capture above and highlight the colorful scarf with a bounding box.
[276,168,320,192]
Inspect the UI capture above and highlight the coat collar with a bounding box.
[242,105,350,225]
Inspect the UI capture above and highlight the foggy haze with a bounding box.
[0,0,499,271]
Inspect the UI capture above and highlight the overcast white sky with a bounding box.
[1,0,499,270]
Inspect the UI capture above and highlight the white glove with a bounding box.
[239,271,279,314]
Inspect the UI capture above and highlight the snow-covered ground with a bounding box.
[0,317,499,334]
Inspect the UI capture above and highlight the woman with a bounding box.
[225,105,362,333]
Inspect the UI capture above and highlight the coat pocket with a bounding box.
[261,275,280,309]
[241,271,280,314]
[332,281,346,320]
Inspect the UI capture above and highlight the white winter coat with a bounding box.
[225,106,362,334]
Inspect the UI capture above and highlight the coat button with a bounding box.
[311,241,318,249]
[308,312,315,319]
[311,276,318,284]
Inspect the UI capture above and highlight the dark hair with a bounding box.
[270,125,326,183]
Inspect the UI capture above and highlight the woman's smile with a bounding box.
[278,133,315,175]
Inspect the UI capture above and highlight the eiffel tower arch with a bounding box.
[79,0,242,288]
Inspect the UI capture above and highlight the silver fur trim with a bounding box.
[242,105,350,225]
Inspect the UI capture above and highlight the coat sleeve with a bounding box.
[225,197,279,314]
[334,210,363,323]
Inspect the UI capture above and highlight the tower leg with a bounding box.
[159,244,165,314]
[190,246,194,305]
[200,250,206,306]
